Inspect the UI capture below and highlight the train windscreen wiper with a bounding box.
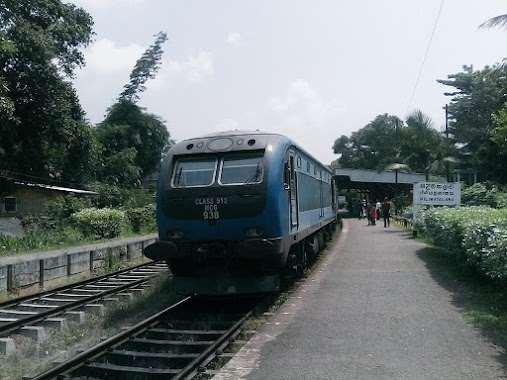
[175,167,186,188]
[243,162,262,184]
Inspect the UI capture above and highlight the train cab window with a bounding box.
[219,155,264,185]
[172,158,217,187]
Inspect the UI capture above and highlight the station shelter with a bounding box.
[333,168,426,215]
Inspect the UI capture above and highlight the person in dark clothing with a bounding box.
[382,197,391,227]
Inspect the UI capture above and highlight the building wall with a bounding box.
[1,188,60,218]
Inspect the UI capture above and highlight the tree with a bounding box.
[438,65,507,182]
[0,0,94,184]
[93,31,173,186]
[94,99,172,185]
[119,31,168,103]
[480,14,507,71]
[332,114,403,170]
[491,102,507,154]
[332,111,454,180]
[400,109,448,180]
[0,32,15,119]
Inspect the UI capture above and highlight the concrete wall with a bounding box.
[0,235,158,292]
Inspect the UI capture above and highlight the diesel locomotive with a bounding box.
[144,130,339,295]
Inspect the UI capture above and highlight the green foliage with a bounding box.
[417,206,507,282]
[120,31,168,103]
[461,182,507,208]
[333,114,404,170]
[88,183,153,208]
[42,195,93,225]
[0,227,86,256]
[491,101,507,155]
[71,208,126,239]
[332,111,453,180]
[0,0,95,183]
[94,99,172,184]
[125,204,156,233]
[438,65,507,183]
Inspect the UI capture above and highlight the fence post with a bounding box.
[67,254,72,277]
[39,259,45,288]
[7,264,13,292]
[90,251,94,272]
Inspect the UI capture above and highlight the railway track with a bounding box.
[0,261,168,338]
[27,295,267,380]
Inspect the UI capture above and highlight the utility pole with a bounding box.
[445,104,450,182]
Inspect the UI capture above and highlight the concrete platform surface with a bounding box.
[214,219,507,380]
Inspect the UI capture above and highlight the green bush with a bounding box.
[461,182,507,208]
[125,204,156,233]
[417,206,507,282]
[88,183,153,208]
[71,208,126,239]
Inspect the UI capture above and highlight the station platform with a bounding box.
[214,219,506,380]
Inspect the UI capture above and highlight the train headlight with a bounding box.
[244,227,263,237]
[167,230,184,239]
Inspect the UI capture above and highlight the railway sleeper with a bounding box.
[77,361,180,380]
[99,349,199,369]
[126,337,214,354]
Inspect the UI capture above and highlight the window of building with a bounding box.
[3,197,17,213]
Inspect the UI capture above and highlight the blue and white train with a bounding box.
[144,130,339,295]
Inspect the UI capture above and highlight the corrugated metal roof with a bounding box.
[14,181,98,195]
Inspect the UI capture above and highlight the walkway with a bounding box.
[214,219,506,380]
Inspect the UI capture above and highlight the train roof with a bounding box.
[169,130,332,172]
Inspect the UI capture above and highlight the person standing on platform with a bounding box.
[375,199,381,221]
[382,197,391,227]
[369,202,377,225]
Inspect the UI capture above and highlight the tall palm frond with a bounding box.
[479,14,507,30]
[480,14,507,73]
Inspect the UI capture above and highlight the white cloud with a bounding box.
[268,79,345,130]
[81,38,144,74]
[71,0,144,10]
[226,32,242,47]
[214,118,241,132]
[185,51,215,82]
[152,50,215,86]
[266,80,346,163]
[72,38,146,122]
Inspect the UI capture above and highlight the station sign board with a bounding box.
[412,182,461,231]
[413,182,461,206]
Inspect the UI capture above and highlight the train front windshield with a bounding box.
[171,154,264,188]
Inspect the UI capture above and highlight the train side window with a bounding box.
[172,158,217,188]
[307,162,310,172]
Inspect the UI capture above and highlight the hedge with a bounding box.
[417,206,507,281]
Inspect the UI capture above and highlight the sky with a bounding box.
[69,0,507,165]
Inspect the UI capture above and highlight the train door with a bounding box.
[319,169,324,218]
[331,177,337,212]
[288,151,298,228]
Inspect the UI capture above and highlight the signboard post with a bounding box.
[412,182,461,235]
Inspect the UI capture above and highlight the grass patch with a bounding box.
[416,245,507,346]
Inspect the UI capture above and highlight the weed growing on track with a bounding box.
[0,273,176,380]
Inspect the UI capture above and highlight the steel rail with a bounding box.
[0,260,162,309]
[27,296,193,380]
[0,272,160,337]
[172,304,256,380]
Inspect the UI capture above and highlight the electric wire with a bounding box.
[406,0,445,114]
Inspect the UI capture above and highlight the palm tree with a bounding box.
[480,14,507,71]
[385,162,411,214]
[401,109,451,180]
